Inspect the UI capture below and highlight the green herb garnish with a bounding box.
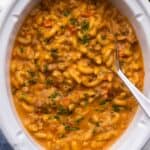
[46,78,53,85]
[48,92,60,99]
[28,71,35,77]
[53,115,60,120]
[57,105,72,115]
[75,116,84,124]
[99,100,107,105]
[43,64,49,72]
[19,93,27,101]
[50,48,58,59]
[64,125,79,131]
[70,18,78,26]
[95,107,105,112]
[112,105,121,112]
[28,78,37,84]
[63,9,71,17]
[81,20,89,32]
[80,34,90,44]
[27,71,38,84]
[19,47,25,53]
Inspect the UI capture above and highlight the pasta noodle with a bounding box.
[10,0,144,149]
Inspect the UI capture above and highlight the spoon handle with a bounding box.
[117,69,150,117]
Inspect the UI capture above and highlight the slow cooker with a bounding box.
[0,0,150,149]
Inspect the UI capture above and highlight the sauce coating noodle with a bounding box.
[10,0,144,149]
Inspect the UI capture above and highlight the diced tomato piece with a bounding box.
[60,97,71,107]
[68,25,77,35]
[43,19,52,27]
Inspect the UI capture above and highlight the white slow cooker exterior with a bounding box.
[0,0,150,150]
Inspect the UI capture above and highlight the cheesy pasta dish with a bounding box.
[10,0,144,149]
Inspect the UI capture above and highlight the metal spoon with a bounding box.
[114,38,150,117]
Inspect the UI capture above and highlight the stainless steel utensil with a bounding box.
[114,38,150,117]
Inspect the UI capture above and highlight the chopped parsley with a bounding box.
[28,78,37,84]
[27,71,38,84]
[19,47,25,53]
[48,92,60,99]
[44,64,49,72]
[53,115,60,120]
[46,78,53,85]
[112,105,121,112]
[64,125,79,131]
[112,105,131,112]
[94,107,105,112]
[80,34,90,44]
[19,93,27,101]
[81,20,89,32]
[75,116,84,124]
[28,71,36,77]
[63,9,71,17]
[69,18,78,26]
[99,100,107,105]
[57,105,72,115]
[50,48,58,59]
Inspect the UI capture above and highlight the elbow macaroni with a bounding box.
[10,0,144,149]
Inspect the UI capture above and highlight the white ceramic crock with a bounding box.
[0,0,150,150]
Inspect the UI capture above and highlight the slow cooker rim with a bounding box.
[0,0,150,150]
